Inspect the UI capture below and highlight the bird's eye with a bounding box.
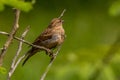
[59,20,63,22]
[59,20,64,23]
[57,20,61,23]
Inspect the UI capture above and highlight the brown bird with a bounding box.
[22,18,65,66]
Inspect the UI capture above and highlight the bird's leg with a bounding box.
[49,50,54,57]
[49,46,60,62]
[47,49,55,61]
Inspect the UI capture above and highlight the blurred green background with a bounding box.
[0,0,120,80]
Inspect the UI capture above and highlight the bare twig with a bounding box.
[7,26,30,80]
[0,31,51,54]
[58,9,66,19]
[89,33,120,80]
[0,9,20,66]
[40,45,61,80]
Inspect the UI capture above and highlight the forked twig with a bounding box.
[40,46,61,80]
[0,9,20,66]
[7,26,30,80]
[0,31,51,53]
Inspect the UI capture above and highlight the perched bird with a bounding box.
[22,18,65,66]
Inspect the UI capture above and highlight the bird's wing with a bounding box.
[33,28,61,49]
[22,29,53,66]
[32,28,53,45]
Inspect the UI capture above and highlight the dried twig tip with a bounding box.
[58,9,66,19]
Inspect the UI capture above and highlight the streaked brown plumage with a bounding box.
[22,18,65,66]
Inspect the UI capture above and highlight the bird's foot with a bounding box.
[45,50,53,55]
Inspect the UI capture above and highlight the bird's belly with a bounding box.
[40,33,64,49]
[45,43,58,49]
[40,39,59,49]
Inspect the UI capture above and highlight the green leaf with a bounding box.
[5,0,33,12]
[0,67,7,74]
[0,0,33,12]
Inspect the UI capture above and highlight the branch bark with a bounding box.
[0,31,52,54]
[40,45,61,80]
[58,9,66,19]
[7,26,30,80]
[0,9,20,66]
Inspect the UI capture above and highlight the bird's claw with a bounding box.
[45,50,53,55]
[50,53,56,62]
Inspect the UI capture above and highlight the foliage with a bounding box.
[0,0,33,12]
[109,1,120,16]
[0,67,7,74]
[0,0,120,80]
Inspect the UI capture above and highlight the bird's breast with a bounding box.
[53,27,65,44]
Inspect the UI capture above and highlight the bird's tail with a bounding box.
[22,48,38,66]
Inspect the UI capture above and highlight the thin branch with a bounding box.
[58,9,66,19]
[40,45,61,80]
[89,33,120,80]
[0,31,52,54]
[13,54,25,71]
[7,26,30,80]
[0,9,20,66]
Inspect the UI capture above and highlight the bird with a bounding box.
[22,18,65,66]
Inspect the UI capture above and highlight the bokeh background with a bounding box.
[0,0,120,80]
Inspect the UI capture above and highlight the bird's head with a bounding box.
[48,18,64,28]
